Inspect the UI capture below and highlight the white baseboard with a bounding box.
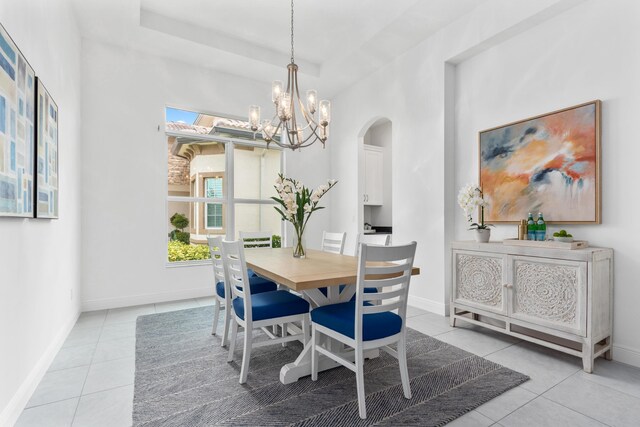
[82,286,214,312]
[612,343,640,369]
[0,310,80,427]
[407,295,446,316]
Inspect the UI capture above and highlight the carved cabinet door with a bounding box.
[453,250,508,315]
[509,256,587,336]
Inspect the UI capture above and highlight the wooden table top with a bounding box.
[245,248,420,292]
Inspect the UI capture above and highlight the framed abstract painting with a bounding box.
[35,78,59,218]
[479,100,601,224]
[0,23,35,217]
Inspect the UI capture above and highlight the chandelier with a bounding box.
[249,0,331,150]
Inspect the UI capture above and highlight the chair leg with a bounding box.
[355,349,367,419]
[221,304,231,347]
[212,299,221,336]
[227,320,238,363]
[302,316,309,346]
[311,326,318,381]
[398,333,412,399]
[281,323,287,347]
[239,326,253,384]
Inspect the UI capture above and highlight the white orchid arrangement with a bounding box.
[272,174,337,256]
[458,184,492,230]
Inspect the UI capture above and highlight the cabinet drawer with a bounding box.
[453,251,507,315]
[510,256,587,337]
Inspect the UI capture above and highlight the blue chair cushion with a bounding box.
[233,290,310,321]
[215,276,277,299]
[311,301,402,341]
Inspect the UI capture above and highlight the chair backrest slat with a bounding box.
[207,236,226,285]
[364,263,410,278]
[321,231,346,255]
[355,233,391,258]
[362,286,406,301]
[362,300,403,314]
[239,231,272,248]
[354,242,417,342]
[220,239,253,322]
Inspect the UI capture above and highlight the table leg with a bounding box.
[279,285,381,384]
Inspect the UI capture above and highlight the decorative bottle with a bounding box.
[536,212,547,241]
[527,213,536,241]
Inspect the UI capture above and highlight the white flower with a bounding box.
[457,184,488,222]
[304,203,312,213]
[328,179,337,186]
[275,176,283,185]
[295,182,303,192]
[317,184,329,194]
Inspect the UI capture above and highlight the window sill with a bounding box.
[165,259,211,268]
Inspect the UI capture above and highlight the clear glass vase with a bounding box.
[293,228,306,258]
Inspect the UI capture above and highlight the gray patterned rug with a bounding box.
[133,306,528,426]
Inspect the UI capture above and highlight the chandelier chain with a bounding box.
[290,0,295,63]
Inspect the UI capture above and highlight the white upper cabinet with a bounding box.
[363,144,383,206]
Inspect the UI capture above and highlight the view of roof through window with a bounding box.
[165,107,278,142]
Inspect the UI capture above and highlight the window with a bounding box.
[165,107,283,263]
[205,177,223,229]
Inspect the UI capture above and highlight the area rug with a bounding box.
[133,306,528,426]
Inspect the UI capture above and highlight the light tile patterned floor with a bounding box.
[16,300,640,426]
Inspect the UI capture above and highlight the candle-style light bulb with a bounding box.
[272,81,283,103]
[279,93,292,120]
[306,90,317,114]
[319,100,331,126]
[249,105,260,131]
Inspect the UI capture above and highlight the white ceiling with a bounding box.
[71,0,483,96]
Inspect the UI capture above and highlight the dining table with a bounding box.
[244,247,420,384]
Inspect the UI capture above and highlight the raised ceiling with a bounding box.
[71,0,482,96]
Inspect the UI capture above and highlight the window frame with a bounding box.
[165,128,285,267]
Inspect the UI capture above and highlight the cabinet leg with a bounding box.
[604,337,613,361]
[449,316,456,328]
[582,341,594,373]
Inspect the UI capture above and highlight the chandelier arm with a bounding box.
[296,97,320,128]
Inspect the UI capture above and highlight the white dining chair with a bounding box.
[321,231,346,254]
[207,236,277,347]
[239,231,273,248]
[355,233,391,257]
[239,231,273,278]
[318,231,347,297]
[310,241,417,419]
[221,239,311,384]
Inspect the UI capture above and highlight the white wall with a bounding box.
[331,0,640,367]
[80,40,331,310]
[329,0,591,315]
[454,0,640,366]
[0,0,82,424]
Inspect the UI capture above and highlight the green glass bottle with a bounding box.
[536,212,546,241]
[527,213,536,240]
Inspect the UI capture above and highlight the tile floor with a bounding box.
[15,300,640,426]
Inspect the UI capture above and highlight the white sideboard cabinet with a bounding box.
[450,241,613,373]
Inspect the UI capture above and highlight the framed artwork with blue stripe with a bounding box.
[0,22,35,218]
[35,77,58,219]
